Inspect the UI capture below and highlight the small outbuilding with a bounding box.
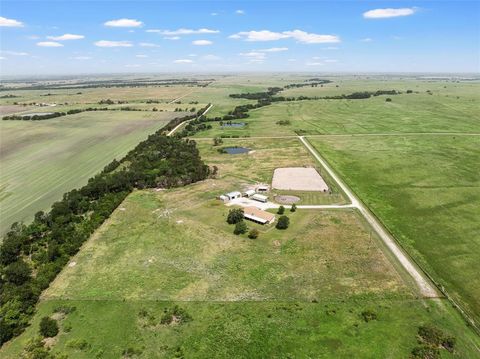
[252,194,268,203]
[225,191,242,200]
[243,189,255,197]
[256,185,269,192]
[243,206,275,225]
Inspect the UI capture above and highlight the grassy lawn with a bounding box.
[2,185,479,358]
[0,110,179,233]
[309,135,480,325]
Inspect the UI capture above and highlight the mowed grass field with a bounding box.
[3,183,479,358]
[309,135,480,325]
[0,110,183,233]
[190,90,479,138]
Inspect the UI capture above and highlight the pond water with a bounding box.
[221,122,245,128]
[224,147,250,154]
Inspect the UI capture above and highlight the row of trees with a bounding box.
[0,111,211,344]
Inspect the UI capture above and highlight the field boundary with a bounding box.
[301,136,480,335]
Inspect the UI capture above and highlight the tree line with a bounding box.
[0,109,211,344]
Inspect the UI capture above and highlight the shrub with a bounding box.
[361,310,377,322]
[290,203,297,212]
[39,317,59,338]
[385,98,392,102]
[234,221,248,235]
[227,208,244,224]
[276,215,290,230]
[277,206,285,215]
[410,346,440,359]
[248,228,259,239]
[160,305,192,325]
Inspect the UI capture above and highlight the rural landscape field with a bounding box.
[1,1,479,358]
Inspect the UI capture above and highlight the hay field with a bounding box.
[0,110,180,233]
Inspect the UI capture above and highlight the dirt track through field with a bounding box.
[298,136,439,298]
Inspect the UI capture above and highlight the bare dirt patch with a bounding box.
[274,195,301,204]
[272,167,329,192]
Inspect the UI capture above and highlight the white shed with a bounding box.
[225,191,242,200]
[244,189,255,197]
[252,194,268,203]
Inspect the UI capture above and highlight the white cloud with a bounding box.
[192,39,213,46]
[70,56,92,60]
[306,62,324,66]
[94,40,132,47]
[0,56,6,60]
[202,54,221,61]
[139,42,160,47]
[230,30,288,42]
[211,12,218,16]
[230,30,340,43]
[1,51,29,56]
[136,54,148,58]
[174,59,193,64]
[147,28,219,35]
[283,30,340,44]
[188,54,197,57]
[259,47,288,52]
[236,10,245,15]
[37,41,63,47]
[0,16,23,27]
[47,33,84,41]
[324,59,338,63]
[104,18,143,27]
[27,35,40,40]
[125,64,141,68]
[287,59,296,62]
[164,36,180,40]
[323,46,339,50]
[363,8,417,19]
[360,37,373,42]
[240,51,267,59]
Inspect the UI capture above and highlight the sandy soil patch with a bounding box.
[272,167,329,191]
[274,195,301,204]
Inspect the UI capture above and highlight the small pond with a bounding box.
[223,147,250,154]
[221,122,245,128]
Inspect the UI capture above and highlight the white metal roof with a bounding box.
[226,191,242,197]
[252,194,268,200]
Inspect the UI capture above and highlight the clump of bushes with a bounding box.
[227,208,244,224]
[410,325,456,358]
[248,228,259,239]
[290,203,297,212]
[276,215,290,230]
[277,205,285,215]
[160,305,192,325]
[234,221,248,235]
[39,317,59,338]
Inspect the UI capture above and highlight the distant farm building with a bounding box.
[256,185,269,192]
[243,206,275,225]
[252,194,268,203]
[225,191,242,200]
[244,189,255,197]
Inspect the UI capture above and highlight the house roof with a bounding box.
[243,206,275,224]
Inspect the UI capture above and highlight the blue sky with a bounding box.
[0,1,479,75]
